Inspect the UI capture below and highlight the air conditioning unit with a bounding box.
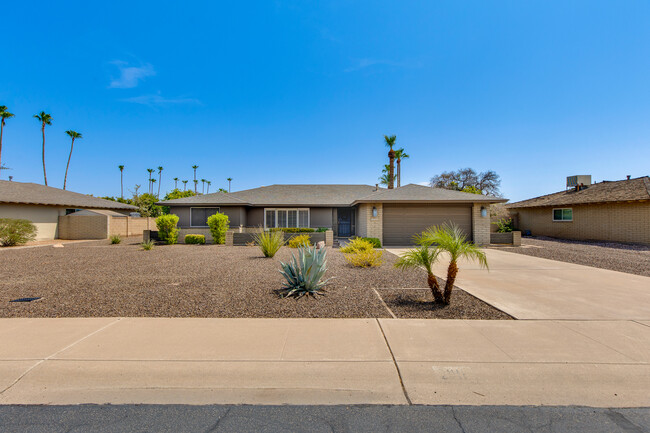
[566,175,591,189]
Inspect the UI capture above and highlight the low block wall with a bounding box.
[232,232,327,246]
[490,231,521,246]
[109,216,156,237]
[58,215,108,240]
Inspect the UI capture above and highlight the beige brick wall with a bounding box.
[179,228,213,243]
[472,203,491,245]
[108,216,155,237]
[58,215,108,240]
[512,202,650,244]
[356,203,383,243]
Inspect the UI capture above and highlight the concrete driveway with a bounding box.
[387,248,650,320]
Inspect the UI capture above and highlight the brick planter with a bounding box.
[490,231,521,246]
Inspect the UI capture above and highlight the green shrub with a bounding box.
[269,227,315,233]
[110,235,121,244]
[344,249,384,267]
[0,218,37,247]
[340,238,374,253]
[141,240,154,250]
[494,218,514,233]
[316,227,328,232]
[288,234,312,248]
[207,213,229,244]
[278,245,332,298]
[184,234,205,244]
[155,214,179,245]
[252,229,285,258]
[358,237,381,248]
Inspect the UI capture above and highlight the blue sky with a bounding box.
[1,1,649,201]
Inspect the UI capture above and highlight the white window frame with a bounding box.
[264,208,310,229]
[552,208,573,222]
[190,207,220,227]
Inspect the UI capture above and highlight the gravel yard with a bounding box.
[0,239,506,319]
[498,237,650,277]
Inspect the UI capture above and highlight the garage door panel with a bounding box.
[382,204,472,246]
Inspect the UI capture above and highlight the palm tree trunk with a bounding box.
[120,172,124,199]
[0,122,4,178]
[443,260,458,305]
[63,138,74,190]
[396,159,401,188]
[41,125,48,186]
[388,149,395,189]
[427,273,444,304]
[157,173,162,197]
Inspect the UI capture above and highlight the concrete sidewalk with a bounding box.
[0,318,649,407]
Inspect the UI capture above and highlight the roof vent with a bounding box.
[627,175,631,180]
[567,175,591,190]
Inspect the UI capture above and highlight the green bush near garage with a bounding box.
[184,234,206,244]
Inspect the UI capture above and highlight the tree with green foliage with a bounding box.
[379,164,391,186]
[118,165,125,198]
[201,178,206,194]
[207,212,229,244]
[157,166,164,197]
[173,177,179,189]
[147,168,155,194]
[182,180,188,191]
[63,130,82,190]
[227,177,232,192]
[192,165,199,192]
[160,188,196,214]
[430,168,501,196]
[0,106,15,178]
[155,214,179,245]
[33,111,52,185]
[384,135,396,189]
[133,193,162,217]
[395,243,444,303]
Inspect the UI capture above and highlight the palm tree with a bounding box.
[118,165,125,199]
[394,148,409,188]
[395,244,444,304]
[34,112,52,185]
[201,178,207,194]
[384,135,396,189]
[227,177,232,192]
[0,106,15,177]
[192,165,199,193]
[206,180,211,193]
[157,166,164,197]
[63,130,82,190]
[147,168,155,194]
[151,178,157,195]
[193,179,198,193]
[173,177,179,189]
[421,223,488,305]
[182,180,188,191]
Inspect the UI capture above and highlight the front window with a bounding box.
[553,208,573,221]
[190,207,220,227]
[264,208,310,229]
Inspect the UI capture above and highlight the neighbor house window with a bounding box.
[190,207,220,227]
[553,208,573,222]
[264,208,310,229]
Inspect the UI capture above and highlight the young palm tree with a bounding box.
[384,135,396,189]
[201,178,206,194]
[394,148,409,188]
[206,180,212,193]
[395,245,444,303]
[421,223,488,305]
[192,165,199,192]
[146,168,155,194]
[34,111,52,185]
[0,106,15,177]
[63,130,82,190]
[227,177,232,192]
[157,166,164,197]
[173,177,179,189]
[182,180,188,191]
[118,165,125,199]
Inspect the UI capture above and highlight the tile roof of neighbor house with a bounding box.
[507,176,650,209]
[158,183,506,207]
[0,181,137,210]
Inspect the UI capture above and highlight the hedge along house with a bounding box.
[507,175,650,245]
[158,183,506,246]
[0,180,138,241]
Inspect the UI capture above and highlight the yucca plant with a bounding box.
[278,245,332,298]
[252,229,285,257]
[110,234,121,244]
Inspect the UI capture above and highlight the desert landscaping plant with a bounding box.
[278,244,332,298]
[207,213,229,244]
[494,218,514,233]
[287,234,311,248]
[252,229,285,258]
[341,238,383,267]
[155,214,180,245]
[0,218,37,246]
[421,223,488,304]
[141,240,154,250]
[184,234,206,244]
[394,245,444,303]
[110,235,121,244]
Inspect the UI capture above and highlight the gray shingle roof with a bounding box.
[158,183,506,207]
[507,176,650,209]
[0,181,137,210]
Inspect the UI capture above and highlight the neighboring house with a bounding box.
[0,180,137,240]
[158,183,505,246]
[507,176,650,245]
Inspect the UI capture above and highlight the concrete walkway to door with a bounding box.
[387,248,650,320]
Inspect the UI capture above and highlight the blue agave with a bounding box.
[278,245,332,298]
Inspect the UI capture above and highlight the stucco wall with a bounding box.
[511,202,650,244]
[171,206,244,228]
[0,204,67,240]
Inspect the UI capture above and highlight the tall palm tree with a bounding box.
[34,111,52,185]
[201,178,207,194]
[118,165,125,199]
[394,244,444,304]
[63,130,82,190]
[157,166,164,197]
[394,148,409,188]
[379,164,391,186]
[421,223,488,305]
[192,165,199,193]
[206,180,211,193]
[193,179,198,193]
[151,178,157,195]
[0,106,15,177]
[147,168,155,194]
[182,180,188,191]
[173,177,179,189]
[384,135,396,189]
[227,177,232,193]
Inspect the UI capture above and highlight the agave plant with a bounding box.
[278,245,332,298]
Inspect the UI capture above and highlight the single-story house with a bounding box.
[0,180,138,240]
[507,176,650,245]
[158,183,506,246]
